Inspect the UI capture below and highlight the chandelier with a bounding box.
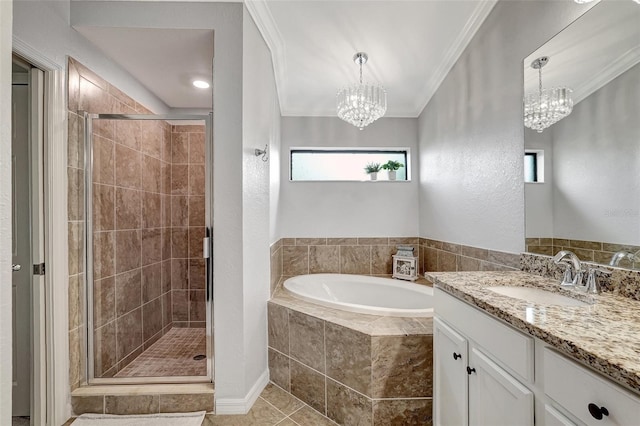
[336,52,387,130]
[524,56,573,133]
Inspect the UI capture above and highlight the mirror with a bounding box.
[523,0,640,269]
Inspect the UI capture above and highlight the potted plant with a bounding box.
[364,162,382,180]
[382,160,404,180]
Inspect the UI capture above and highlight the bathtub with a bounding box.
[283,273,433,317]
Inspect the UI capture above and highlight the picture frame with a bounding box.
[392,255,418,281]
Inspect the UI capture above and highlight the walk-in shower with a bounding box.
[83,113,213,384]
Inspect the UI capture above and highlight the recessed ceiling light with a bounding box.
[192,80,210,89]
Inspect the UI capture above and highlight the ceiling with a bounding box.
[73,1,497,116]
[524,0,640,106]
[75,27,214,109]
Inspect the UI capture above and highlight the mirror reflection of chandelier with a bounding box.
[523,56,573,133]
[336,52,387,130]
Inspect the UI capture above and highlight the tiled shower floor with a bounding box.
[115,328,207,377]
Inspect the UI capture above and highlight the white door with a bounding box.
[434,317,469,426]
[12,61,33,417]
[468,347,534,426]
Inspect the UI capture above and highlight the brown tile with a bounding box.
[172,227,189,258]
[260,383,305,416]
[69,327,81,388]
[142,263,162,303]
[289,406,335,426]
[371,335,432,398]
[94,321,117,377]
[189,290,206,322]
[189,165,205,196]
[572,248,595,262]
[143,297,163,341]
[115,119,141,150]
[189,196,206,226]
[268,303,289,354]
[189,227,205,258]
[142,228,162,266]
[437,251,457,272]
[162,228,171,260]
[189,132,205,164]
[141,121,163,159]
[325,322,371,396]
[458,256,481,271]
[67,111,83,170]
[171,196,189,227]
[283,246,309,276]
[269,350,290,392]
[93,184,115,231]
[289,311,325,373]
[162,291,172,327]
[68,167,84,221]
[68,275,81,330]
[162,127,172,163]
[105,395,159,415]
[441,242,461,254]
[93,231,115,279]
[202,397,285,425]
[171,164,189,195]
[94,276,115,328]
[373,398,432,426]
[389,237,419,245]
[173,124,205,133]
[171,259,188,289]
[460,245,489,261]
[161,162,171,195]
[116,230,141,273]
[487,250,520,268]
[270,248,283,295]
[372,245,395,275]
[108,84,136,109]
[115,188,141,230]
[189,258,206,289]
[602,242,640,253]
[569,239,602,250]
[291,360,326,415]
[171,132,189,163]
[358,237,388,245]
[142,155,162,193]
[309,245,339,274]
[142,192,162,229]
[327,237,357,246]
[425,248,438,272]
[68,60,80,110]
[116,308,143,360]
[115,143,141,189]
[161,261,172,294]
[282,238,296,246]
[92,135,115,185]
[159,393,214,413]
[68,222,84,276]
[296,238,326,245]
[340,246,371,275]
[71,395,104,415]
[115,269,142,316]
[93,119,115,141]
[326,379,373,426]
[172,290,189,321]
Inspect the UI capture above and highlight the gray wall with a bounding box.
[418,0,594,254]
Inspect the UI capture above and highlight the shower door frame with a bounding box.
[83,112,214,385]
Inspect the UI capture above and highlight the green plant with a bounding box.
[381,160,404,171]
[364,162,382,174]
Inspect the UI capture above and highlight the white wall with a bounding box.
[0,1,13,422]
[549,64,639,245]
[418,0,594,254]
[242,5,280,399]
[279,117,419,237]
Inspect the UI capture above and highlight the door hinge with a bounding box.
[33,263,45,275]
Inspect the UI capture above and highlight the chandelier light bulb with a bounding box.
[192,80,210,89]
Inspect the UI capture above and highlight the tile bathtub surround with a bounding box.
[526,237,640,266]
[419,238,520,274]
[521,252,640,301]
[267,290,434,425]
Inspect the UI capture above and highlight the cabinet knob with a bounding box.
[453,352,461,360]
[587,403,609,420]
[466,366,476,375]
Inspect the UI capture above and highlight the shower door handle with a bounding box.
[204,227,213,302]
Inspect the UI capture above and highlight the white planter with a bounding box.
[388,170,397,181]
[369,172,378,181]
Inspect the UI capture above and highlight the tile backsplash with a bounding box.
[526,237,640,267]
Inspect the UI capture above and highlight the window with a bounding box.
[524,150,544,183]
[290,148,409,181]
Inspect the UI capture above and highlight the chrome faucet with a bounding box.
[552,250,584,287]
[584,267,612,294]
[609,250,637,267]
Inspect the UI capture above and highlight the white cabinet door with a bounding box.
[434,317,468,426]
[468,347,534,426]
[545,404,577,426]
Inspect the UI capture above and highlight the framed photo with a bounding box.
[392,255,418,281]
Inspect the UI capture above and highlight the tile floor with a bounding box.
[115,328,207,377]
[11,417,30,426]
[64,383,338,426]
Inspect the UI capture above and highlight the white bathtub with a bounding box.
[283,274,433,317]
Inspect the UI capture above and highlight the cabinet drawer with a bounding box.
[434,289,534,383]
[544,348,640,426]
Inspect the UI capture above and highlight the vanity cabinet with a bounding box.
[434,289,534,426]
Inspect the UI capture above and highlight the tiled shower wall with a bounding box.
[269,237,520,294]
[169,125,206,328]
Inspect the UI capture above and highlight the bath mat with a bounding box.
[72,411,206,426]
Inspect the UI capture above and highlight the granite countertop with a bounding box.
[428,271,640,394]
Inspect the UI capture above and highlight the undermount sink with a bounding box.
[487,286,590,307]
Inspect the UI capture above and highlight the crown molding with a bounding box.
[572,46,640,105]
[244,0,286,115]
[414,0,497,117]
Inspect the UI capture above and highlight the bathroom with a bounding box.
[2,0,639,425]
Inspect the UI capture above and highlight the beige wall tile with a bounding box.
[325,322,371,396]
[189,290,206,322]
[188,196,205,227]
[143,298,163,342]
[94,321,117,377]
[105,395,159,415]
[142,155,162,193]
[68,275,81,330]
[289,311,325,373]
[141,122,163,159]
[437,251,457,272]
[290,360,326,415]
[159,393,214,413]
[189,165,205,196]
[326,237,357,246]
[296,238,326,246]
[461,245,489,260]
[283,246,309,276]
[171,259,188,289]
[458,256,481,271]
[268,349,290,392]
[93,184,115,231]
[68,222,84,276]
[94,276,115,328]
[93,231,115,280]
[115,120,141,151]
[172,290,189,321]
[142,228,162,266]
[326,379,373,425]
[68,167,84,221]
[171,228,189,259]
[72,395,104,415]
[92,136,115,185]
[189,259,206,290]
[171,196,189,227]
[116,308,143,361]
[115,144,141,189]
[309,245,339,274]
[171,132,189,164]
[371,245,395,275]
[358,237,388,245]
[115,188,141,230]
[142,193,162,229]
[69,328,81,389]
[372,398,432,426]
[115,230,141,273]
[189,227,205,258]
[142,263,162,303]
[171,164,189,195]
[115,269,142,317]
[267,303,289,354]
[339,246,371,275]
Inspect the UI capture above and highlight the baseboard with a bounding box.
[214,370,269,415]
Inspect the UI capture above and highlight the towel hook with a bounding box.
[254,145,268,162]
